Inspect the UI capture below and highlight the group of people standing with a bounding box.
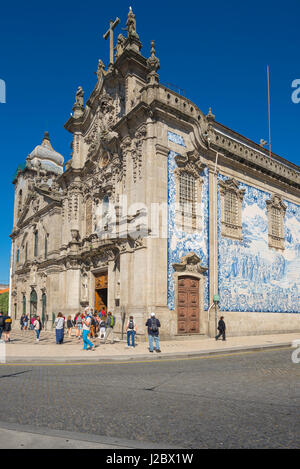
[54,308,116,350]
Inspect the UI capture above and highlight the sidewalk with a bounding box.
[1,329,299,363]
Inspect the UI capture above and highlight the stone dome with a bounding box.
[27,132,64,175]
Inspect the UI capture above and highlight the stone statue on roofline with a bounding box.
[75,86,84,107]
[72,86,85,118]
[125,6,139,40]
[96,59,107,82]
[114,34,126,60]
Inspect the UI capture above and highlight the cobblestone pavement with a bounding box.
[0,349,299,448]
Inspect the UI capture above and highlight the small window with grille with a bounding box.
[267,195,286,250]
[179,172,195,216]
[224,191,238,226]
[219,178,245,241]
[271,207,281,237]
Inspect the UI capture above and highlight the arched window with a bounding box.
[22,294,26,315]
[16,248,20,263]
[30,289,37,317]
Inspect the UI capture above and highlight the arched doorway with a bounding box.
[30,289,37,317]
[177,276,199,334]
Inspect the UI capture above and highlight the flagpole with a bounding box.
[267,65,271,158]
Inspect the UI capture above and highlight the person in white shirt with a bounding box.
[33,316,42,342]
[55,312,65,344]
[82,312,95,351]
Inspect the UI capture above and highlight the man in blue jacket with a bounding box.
[145,313,161,353]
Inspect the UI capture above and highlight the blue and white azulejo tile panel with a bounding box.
[217,174,300,313]
[167,150,209,311]
[167,131,186,147]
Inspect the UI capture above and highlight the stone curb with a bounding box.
[3,341,293,364]
[0,421,181,449]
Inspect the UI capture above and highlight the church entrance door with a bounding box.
[177,276,199,334]
[95,272,108,314]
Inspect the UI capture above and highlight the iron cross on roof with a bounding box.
[103,17,120,65]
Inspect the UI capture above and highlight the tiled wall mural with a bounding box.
[218,175,300,313]
[167,131,186,147]
[167,149,209,311]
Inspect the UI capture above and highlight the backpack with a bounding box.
[5,317,12,324]
[109,315,115,328]
[128,319,134,330]
[150,318,158,332]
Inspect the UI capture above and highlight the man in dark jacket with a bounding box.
[215,316,226,341]
[145,313,161,353]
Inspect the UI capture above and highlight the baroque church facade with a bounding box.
[9,9,300,338]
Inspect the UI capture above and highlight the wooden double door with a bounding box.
[95,272,108,313]
[177,276,200,334]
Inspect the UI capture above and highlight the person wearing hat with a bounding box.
[145,313,161,353]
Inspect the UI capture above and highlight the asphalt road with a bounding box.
[0,349,299,449]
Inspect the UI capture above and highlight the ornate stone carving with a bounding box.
[173,252,207,274]
[147,40,160,84]
[125,7,139,40]
[132,126,147,182]
[73,86,84,119]
[114,34,126,60]
[95,59,107,82]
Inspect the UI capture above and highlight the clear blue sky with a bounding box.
[0,0,299,283]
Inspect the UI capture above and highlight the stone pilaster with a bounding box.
[208,164,218,336]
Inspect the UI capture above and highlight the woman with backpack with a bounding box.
[126,315,137,348]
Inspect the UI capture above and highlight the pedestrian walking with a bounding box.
[215,316,226,341]
[90,314,97,339]
[126,315,137,348]
[30,315,35,330]
[20,314,25,331]
[105,311,115,344]
[145,313,161,353]
[55,312,65,344]
[99,317,106,342]
[82,312,95,351]
[23,314,29,330]
[0,311,5,342]
[75,313,83,339]
[3,314,12,343]
[33,315,42,342]
[67,315,73,338]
